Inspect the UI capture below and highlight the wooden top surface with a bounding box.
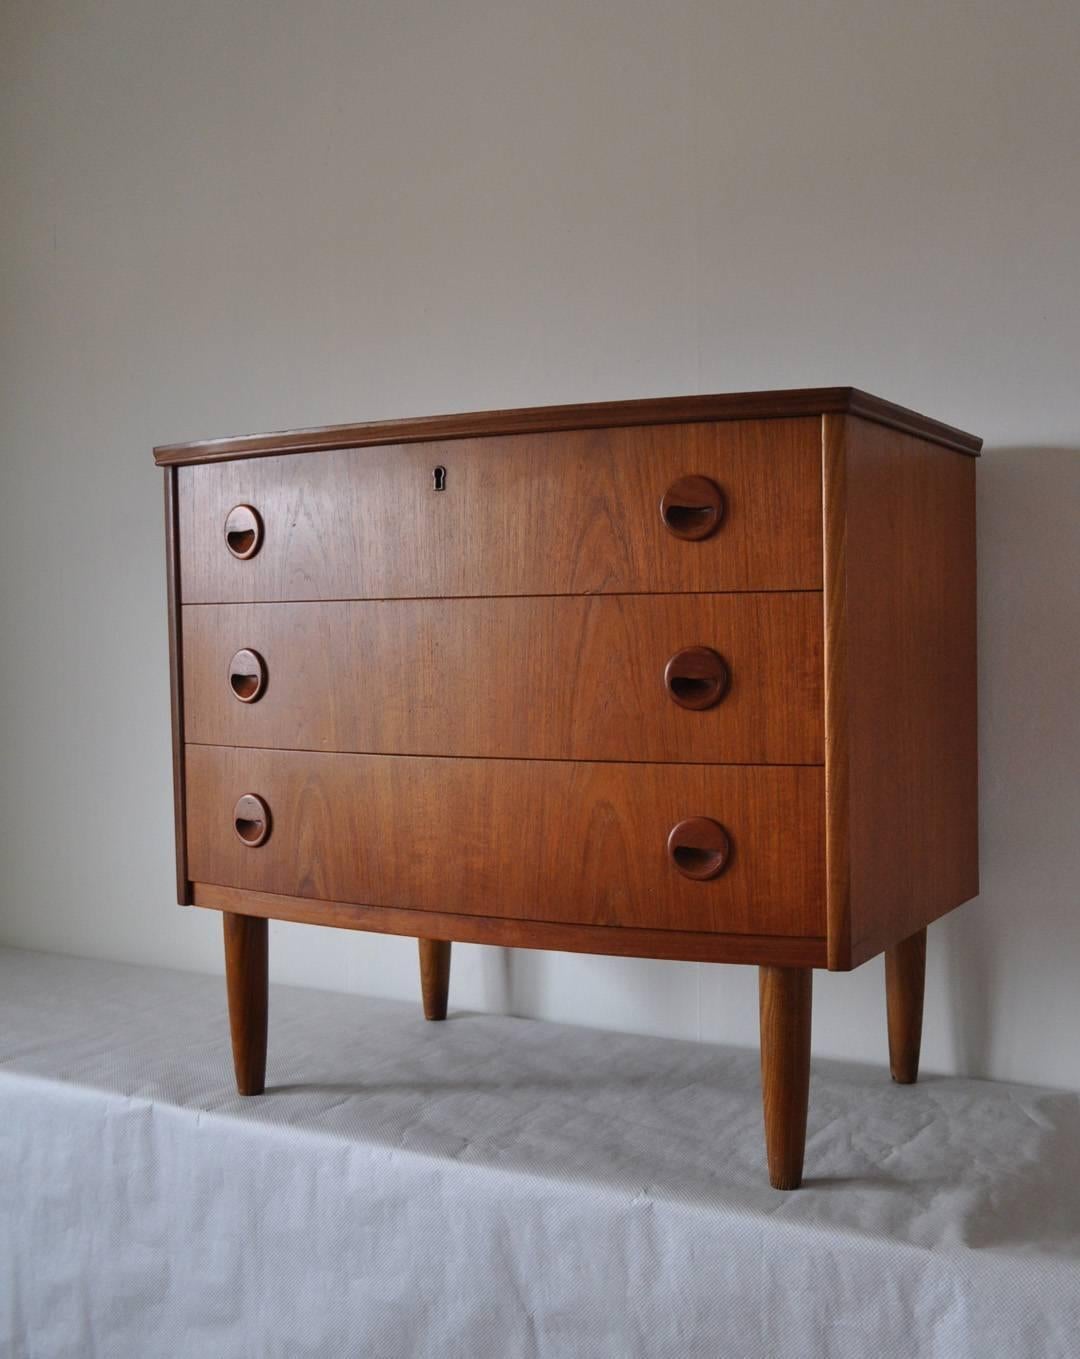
[154,387,981,466]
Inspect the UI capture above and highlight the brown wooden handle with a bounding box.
[228,649,267,703]
[224,504,263,559]
[664,646,729,710]
[667,817,731,880]
[233,793,271,847]
[659,476,724,541]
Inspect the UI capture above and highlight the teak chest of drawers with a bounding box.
[156,388,980,1189]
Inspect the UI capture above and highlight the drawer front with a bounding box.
[177,419,822,602]
[183,594,823,764]
[185,746,825,937]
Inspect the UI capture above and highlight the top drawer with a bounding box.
[177,419,822,602]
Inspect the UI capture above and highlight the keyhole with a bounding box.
[432,465,447,491]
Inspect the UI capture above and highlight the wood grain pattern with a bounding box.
[154,387,982,465]
[232,793,271,847]
[223,504,262,560]
[659,474,724,540]
[823,416,979,969]
[164,468,191,905]
[193,883,828,967]
[227,648,267,704]
[156,389,983,1189]
[223,911,268,1095]
[822,415,851,969]
[666,817,731,880]
[176,420,823,602]
[885,927,926,1084]
[185,746,826,937]
[181,593,824,765]
[759,966,813,1190]
[419,939,452,1021]
[663,645,730,711]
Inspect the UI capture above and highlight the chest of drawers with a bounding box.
[156,388,980,1188]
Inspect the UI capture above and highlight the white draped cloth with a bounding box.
[2,947,1078,1357]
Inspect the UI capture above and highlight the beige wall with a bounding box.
[2,0,1078,1086]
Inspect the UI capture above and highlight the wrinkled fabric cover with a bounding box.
[1,946,1078,1358]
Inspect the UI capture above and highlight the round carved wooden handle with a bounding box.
[667,817,731,880]
[233,793,271,847]
[664,646,730,710]
[659,476,724,541]
[228,649,267,703]
[224,504,263,559]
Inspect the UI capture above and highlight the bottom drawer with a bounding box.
[185,747,825,937]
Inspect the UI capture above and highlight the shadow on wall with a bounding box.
[941,446,1080,1083]
[481,944,515,1014]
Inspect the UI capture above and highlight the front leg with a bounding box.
[223,912,268,1095]
[759,965,813,1190]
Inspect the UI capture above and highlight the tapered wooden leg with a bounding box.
[223,912,268,1095]
[885,927,926,1084]
[759,966,813,1190]
[419,939,452,1021]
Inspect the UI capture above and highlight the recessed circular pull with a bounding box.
[228,649,267,703]
[667,817,731,880]
[660,476,724,541]
[664,646,730,710]
[224,505,263,560]
[233,793,271,847]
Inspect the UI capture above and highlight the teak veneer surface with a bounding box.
[185,745,826,937]
[159,386,982,1187]
[182,593,824,765]
[164,469,191,904]
[823,416,979,968]
[176,420,822,602]
[193,883,827,968]
[154,387,982,465]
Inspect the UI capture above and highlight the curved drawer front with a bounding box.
[182,593,824,765]
[185,746,825,938]
[177,419,822,603]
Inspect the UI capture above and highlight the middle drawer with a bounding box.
[182,593,823,765]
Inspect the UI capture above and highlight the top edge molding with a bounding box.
[154,387,982,466]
